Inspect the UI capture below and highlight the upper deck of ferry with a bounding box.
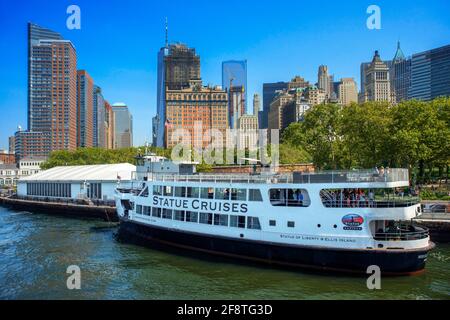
[134,168,410,188]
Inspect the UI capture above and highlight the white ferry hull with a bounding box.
[117,218,434,275]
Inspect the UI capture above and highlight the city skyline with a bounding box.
[1,0,450,149]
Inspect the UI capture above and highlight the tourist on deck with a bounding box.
[359,193,366,207]
[297,190,304,206]
[368,190,375,207]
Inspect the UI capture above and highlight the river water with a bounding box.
[0,206,449,300]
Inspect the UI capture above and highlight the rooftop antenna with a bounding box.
[165,17,168,48]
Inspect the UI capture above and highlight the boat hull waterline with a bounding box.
[118,219,434,275]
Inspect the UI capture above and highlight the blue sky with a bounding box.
[0,0,449,148]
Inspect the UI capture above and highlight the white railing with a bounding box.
[132,168,409,185]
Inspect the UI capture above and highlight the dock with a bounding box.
[414,212,450,243]
[0,196,118,222]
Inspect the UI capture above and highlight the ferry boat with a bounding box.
[115,155,434,275]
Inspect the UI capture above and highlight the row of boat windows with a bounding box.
[135,205,261,230]
[147,186,263,202]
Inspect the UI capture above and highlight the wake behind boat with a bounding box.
[115,155,434,275]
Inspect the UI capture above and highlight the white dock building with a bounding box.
[17,163,135,202]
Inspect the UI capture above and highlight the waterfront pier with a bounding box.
[0,196,118,222]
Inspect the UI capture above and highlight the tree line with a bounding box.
[281,97,450,184]
[40,147,170,170]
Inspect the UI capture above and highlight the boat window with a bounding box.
[230,215,246,229]
[287,221,295,228]
[200,187,214,199]
[143,206,151,216]
[199,212,213,225]
[231,189,247,201]
[163,186,173,197]
[269,189,310,207]
[153,185,162,196]
[174,210,185,221]
[215,188,230,200]
[214,214,229,226]
[269,220,276,227]
[162,209,173,219]
[247,217,261,230]
[187,187,200,198]
[139,187,149,197]
[175,186,186,197]
[186,211,198,223]
[136,205,143,214]
[152,207,162,218]
[249,189,263,202]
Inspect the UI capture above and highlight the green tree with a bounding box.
[283,104,342,169]
[339,101,392,168]
[389,98,450,183]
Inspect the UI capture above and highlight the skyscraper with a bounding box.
[360,51,395,103]
[94,85,110,148]
[17,23,77,160]
[155,43,201,147]
[222,60,247,88]
[77,70,94,148]
[253,93,261,117]
[93,85,104,147]
[268,91,294,131]
[105,101,115,149]
[8,136,15,154]
[155,44,169,148]
[165,81,228,149]
[338,78,358,106]
[222,60,248,117]
[360,60,393,96]
[27,23,62,131]
[409,44,450,101]
[390,42,411,103]
[317,65,334,99]
[112,103,133,149]
[261,82,289,129]
[229,86,246,129]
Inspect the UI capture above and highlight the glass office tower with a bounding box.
[409,45,450,101]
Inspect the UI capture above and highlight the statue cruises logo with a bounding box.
[342,214,364,231]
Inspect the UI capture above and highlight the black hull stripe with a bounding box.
[119,219,434,275]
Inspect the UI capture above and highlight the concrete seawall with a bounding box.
[414,212,450,243]
[0,196,118,222]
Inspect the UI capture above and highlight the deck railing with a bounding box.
[322,198,420,208]
[374,225,429,241]
[134,168,409,185]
